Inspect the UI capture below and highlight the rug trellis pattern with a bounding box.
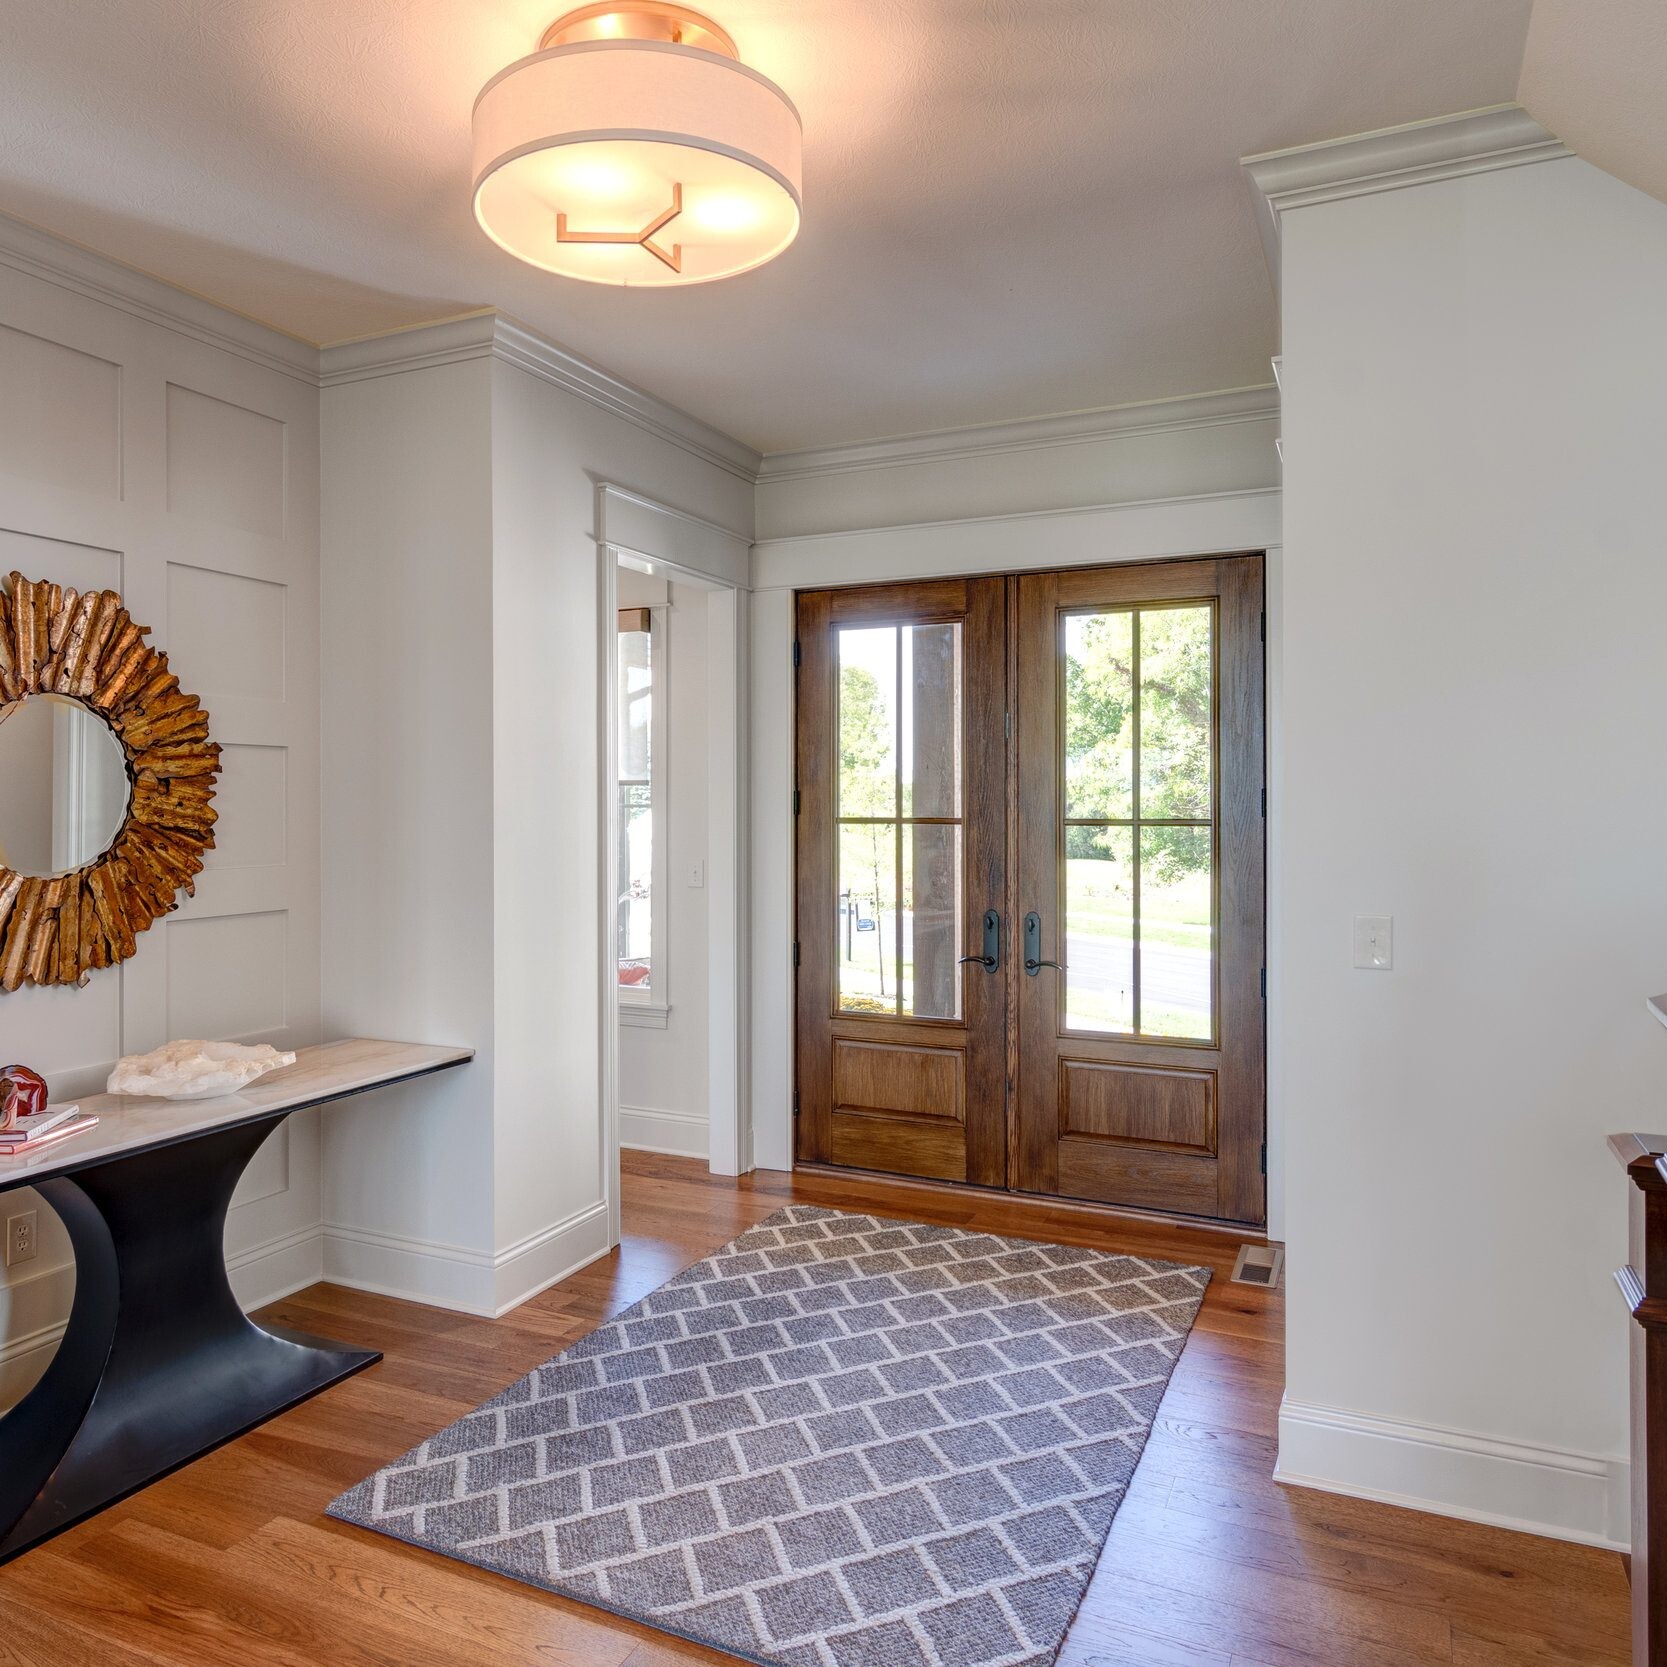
[329,1204,1209,1667]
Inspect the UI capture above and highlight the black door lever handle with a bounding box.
[959,910,1001,972]
[1022,912,1067,976]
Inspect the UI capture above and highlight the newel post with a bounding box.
[1612,1132,1667,1666]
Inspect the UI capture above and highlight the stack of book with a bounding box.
[0,1103,99,1156]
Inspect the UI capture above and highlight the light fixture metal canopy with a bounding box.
[539,3,737,58]
[472,5,802,287]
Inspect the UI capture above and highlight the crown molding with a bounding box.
[757,385,1279,484]
[0,211,762,481]
[0,208,322,383]
[321,311,762,483]
[1242,105,1572,294]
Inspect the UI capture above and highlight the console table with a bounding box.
[0,1037,472,1564]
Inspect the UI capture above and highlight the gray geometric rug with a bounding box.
[329,1204,1209,1667]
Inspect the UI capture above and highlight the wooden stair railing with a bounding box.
[1612,1132,1667,1665]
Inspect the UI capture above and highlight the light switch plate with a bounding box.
[1353,915,1393,970]
[687,861,705,889]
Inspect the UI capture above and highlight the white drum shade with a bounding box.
[472,37,802,286]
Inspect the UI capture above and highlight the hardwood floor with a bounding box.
[0,1151,1629,1666]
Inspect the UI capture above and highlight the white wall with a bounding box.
[320,317,751,1316]
[617,575,712,1159]
[748,391,1282,1179]
[319,355,498,1308]
[0,220,324,1406]
[1274,152,1667,1548]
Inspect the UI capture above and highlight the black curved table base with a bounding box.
[0,1110,378,1564]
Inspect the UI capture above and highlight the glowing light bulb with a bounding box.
[691,193,762,232]
[559,155,637,198]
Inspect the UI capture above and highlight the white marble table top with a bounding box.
[0,1038,473,1184]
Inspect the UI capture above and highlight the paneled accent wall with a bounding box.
[0,243,322,1406]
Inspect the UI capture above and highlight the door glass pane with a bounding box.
[1138,604,1212,819]
[838,626,898,817]
[835,616,964,1021]
[903,823,962,1019]
[1064,825,1134,1033]
[1139,825,1213,1039]
[1064,610,1133,820]
[902,622,961,818]
[1059,603,1216,1042]
[838,821,898,1014]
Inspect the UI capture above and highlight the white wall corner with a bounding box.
[226,1222,327,1311]
[322,315,761,485]
[490,1201,613,1317]
[1241,104,1572,296]
[322,1201,612,1320]
[1276,1398,1629,1552]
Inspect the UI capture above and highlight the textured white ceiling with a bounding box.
[1518,0,1667,214]
[0,0,1537,452]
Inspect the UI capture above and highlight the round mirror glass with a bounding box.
[0,694,132,878]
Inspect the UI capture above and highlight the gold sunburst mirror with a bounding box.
[0,572,219,991]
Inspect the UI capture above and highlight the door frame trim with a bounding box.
[597,483,752,1257]
[776,547,1274,1231]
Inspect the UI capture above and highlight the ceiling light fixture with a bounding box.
[472,4,802,286]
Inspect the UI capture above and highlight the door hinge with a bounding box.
[793,788,801,815]
[792,639,801,668]
[793,941,801,968]
[1260,1141,1267,1175]
[793,1089,801,1117]
[1259,966,1266,998]
[1260,786,1266,817]
[1260,610,1266,643]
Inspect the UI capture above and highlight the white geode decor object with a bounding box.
[107,1041,297,1100]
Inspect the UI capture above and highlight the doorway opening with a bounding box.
[792,556,1266,1228]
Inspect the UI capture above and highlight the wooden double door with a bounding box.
[793,557,1266,1226]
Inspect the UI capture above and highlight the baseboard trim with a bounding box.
[322,1201,614,1318]
[227,1222,325,1308]
[1276,1397,1629,1551]
[620,1105,710,1159]
[0,1318,65,1413]
[491,1202,613,1316]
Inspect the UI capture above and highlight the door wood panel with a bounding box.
[832,1040,965,1123]
[794,579,1009,1187]
[1059,1059,1216,1154]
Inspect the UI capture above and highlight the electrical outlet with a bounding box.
[687,860,705,889]
[6,1210,37,1267]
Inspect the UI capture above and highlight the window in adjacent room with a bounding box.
[617,605,666,1015]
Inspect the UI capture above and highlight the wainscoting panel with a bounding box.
[0,529,121,595]
[0,231,322,1411]
[165,382,287,538]
[0,322,121,499]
